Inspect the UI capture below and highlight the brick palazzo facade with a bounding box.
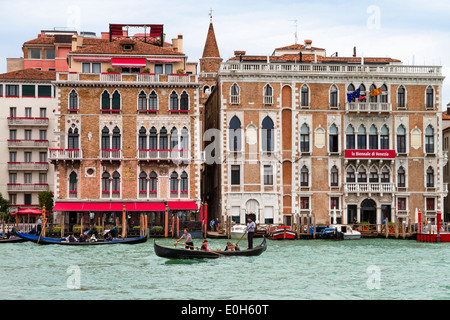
[50,24,203,231]
[204,40,448,226]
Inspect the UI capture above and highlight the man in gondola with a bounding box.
[245,218,256,249]
[174,228,194,250]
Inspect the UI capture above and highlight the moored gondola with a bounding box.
[154,237,267,259]
[16,232,147,245]
[0,237,27,243]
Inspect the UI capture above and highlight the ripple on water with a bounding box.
[1,238,449,299]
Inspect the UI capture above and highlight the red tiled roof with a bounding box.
[24,36,55,45]
[71,39,182,56]
[443,112,450,120]
[0,68,56,81]
[229,54,400,63]
[274,43,325,51]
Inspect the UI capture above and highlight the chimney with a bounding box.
[304,40,312,49]
[447,102,450,115]
[353,46,357,57]
[172,34,183,52]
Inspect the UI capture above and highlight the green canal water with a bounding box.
[1,238,449,300]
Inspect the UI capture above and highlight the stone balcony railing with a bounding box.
[220,62,442,76]
[137,149,190,162]
[8,140,49,148]
[7,117,49,126]
[48,149,82,161]
[7,162,49,171]
[346,102,392,113]
[344,183,396,194]
[57,72,198,84]
[7,184,49,192]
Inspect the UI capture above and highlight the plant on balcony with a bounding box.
[141,68,151,73]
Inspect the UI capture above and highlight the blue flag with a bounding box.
[347,88,361,103]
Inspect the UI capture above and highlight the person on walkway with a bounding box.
[210,219,215,232]
[175,229,194,250]
[245,218,256,249]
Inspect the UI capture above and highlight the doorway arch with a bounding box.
[245,199,259,222]
[361,198,377,224]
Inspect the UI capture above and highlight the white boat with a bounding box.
[331,224,361,240]
[230,224,247,239]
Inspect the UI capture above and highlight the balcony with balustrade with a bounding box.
[137,149,190,163]
[345,102,392,113]
[344,183,396,196]
[7,183,49,192]
[8,140,49,148]
[8,162,49,171]
[56,72,198,86]
[48,149,83,162]
[7,117,49,127]
[101,149,122,162]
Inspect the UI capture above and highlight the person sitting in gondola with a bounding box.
[79,232,88,242]
[174,229,194,250]
[105,232,113,241]
[201,239,211,251]
[68,234,77,242]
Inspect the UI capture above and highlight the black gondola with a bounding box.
[0,237,27,243]
[16,232,147,245]
[154,237,267,259]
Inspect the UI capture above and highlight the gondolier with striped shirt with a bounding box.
[245,218,256,249]
[174,229,194,250]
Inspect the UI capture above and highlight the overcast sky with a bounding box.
[0,0,449,107]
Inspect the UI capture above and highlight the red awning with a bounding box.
[53,202,165,212]
[112,58,146,68]
[11,208,42,216]
[167,201,198,211]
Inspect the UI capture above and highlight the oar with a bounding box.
[36,219,46,245]
[234,230,247,247]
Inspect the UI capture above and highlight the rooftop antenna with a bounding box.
[209,8,213,22]
[289,19,298,44]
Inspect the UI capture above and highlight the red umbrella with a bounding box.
[11,208,43,216]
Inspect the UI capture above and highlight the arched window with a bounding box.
[69,172,77,195]
[381,167,390,183]
[426,86,434,109]
[159,127,168,150]
[397,86,406,108]
[380,125,389,149]
[300,166,309,187]
[357,125,366,149]
[149,91,158,110]
[112,171,120,193]
[138,127,147,150]
[138,91,147,110]
[397,125,406,153]
[330,85,338,108]
[180,171,188,193]
[380,84,388,103]
[300,123,310,152]
[230,83,240,104]
[149,172,157,194]
[264,84,273,105]
[359,84,366,102]
[262,116,274,152]
[69,90,78,110]
[358,167,367,183]
[425,125,434,153]
[346,125,355,149]
[397,167,406,188]
[301,85,309,107]
[369,84,378,103]
[170,91,178,110]
[229,116,241,151]
[329,124,338,152]
[426,167,434,188]
[369,125,378,150]
[330,166,338,186]
[180,127,189,150]
[346,167,355,183]
[101,126,110,149]
[369,167,379,183]
[112,90,121,110]
[170,127,178,149]
[149,127,157,149]
[139,172,147,193]
[170,172,178,194]
[68,127,79,149]
[102,172,110,194]
[112,126,121,149]
[203,85,210,94]
[180,91,189,110]
[101,91,110,110]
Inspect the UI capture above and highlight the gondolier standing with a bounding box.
[245,218,256,249]
[174,229,194,250]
